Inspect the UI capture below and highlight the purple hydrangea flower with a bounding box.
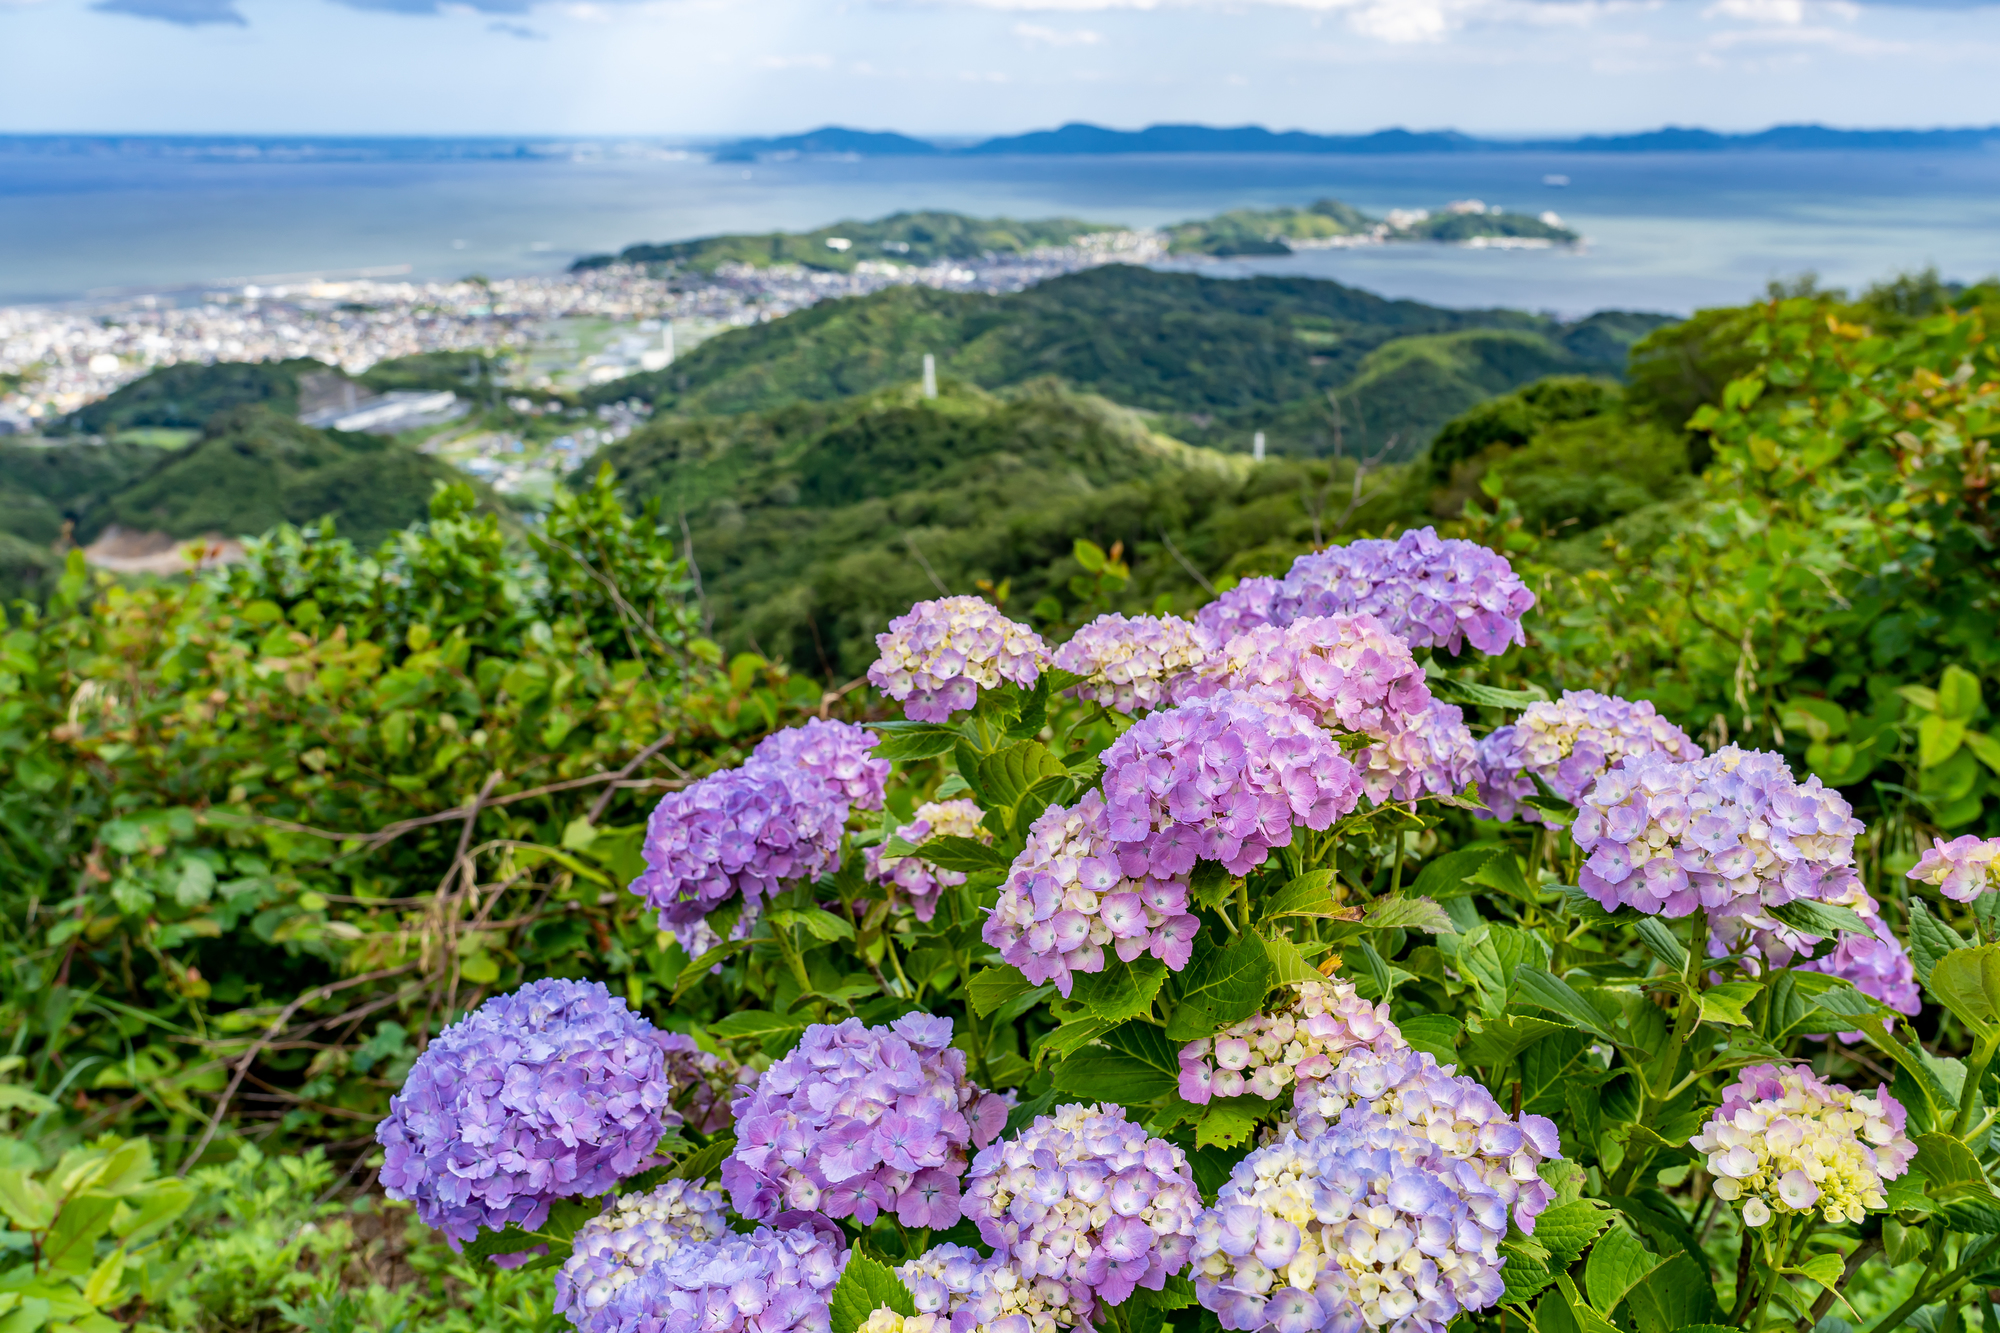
[984,790,1200,998]
[630,721,887,952]
[868,596,1049,723]
[1356,697,1479,807]
[1908,834,2000,902]
[573,1224,848,1333]
[1689,1064,1915,1228]
[866,799,990,922]
[964,1103,1202,1319]
[1572,747,1865,933]
[377,979,675,1249]
[1268,528,1535,656]
[1476,690,1703,825]
[1053,612,1212,714]
[752,718,893,812]
[554,1179,731,1331]
[1177,979,1404,1107]
[889,1244,1088,1333]
[655,1033,743,1136]
[1192,1045,1561,1333]
[1099,688,1364,877]
[1194,576,1281,648]
[724,1015,1009,1229]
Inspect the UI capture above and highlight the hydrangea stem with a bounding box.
[1954,1031,1999,1137]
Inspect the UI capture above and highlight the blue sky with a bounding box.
[2,0,1998,135]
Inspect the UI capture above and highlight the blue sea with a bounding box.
[3,137,1998,316]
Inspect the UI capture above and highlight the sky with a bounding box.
[2,0,1999,137]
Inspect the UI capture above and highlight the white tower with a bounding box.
[922,353,937,399]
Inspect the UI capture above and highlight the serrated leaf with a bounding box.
[1928,944,2000,1035]
[1032,1016,1114,1064]
[1630,917,1688,972]
[1066,955,1169,1024]
[1411,845,1504,900]
[867,721,963,762]
[1195,1100,1263,1149]
[1460,924,1549,1019]
[830,1252,917,1333]
[669,1137,734,1183]
[974,741,1067,812]
[1585,1224,1667,1314]
[1261,931,1319,986]
[1914,1132,1988,1189]
[1361,896,1456,934]
[1499,1232,1556,1308]
[1562,885,1642,927]
[1259,872,1341,919]
[1698,980,1763,1028]
[1398,1014,1462,1066]
[1165,930,1273,1041]
[767,907,857,942]
[1514,967,1616,1041]
[1884,1170,1936,1216]
[1125,1274,1198,1311]
[1909,900,1968,987]
[917,835,1008,874]
[1189,861,1234,911]
[1622,1255,1725,1333]
[1765,898,1878,941]
[1052,1022,1179,1104]
[968,967,1053,1022]
[1463,1014,1568,1068]
[1534,1197,1613,1266]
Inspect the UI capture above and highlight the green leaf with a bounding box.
[669,1137,734,1184]
[1622,1256,1727,1333]
[1921,714,1970,769]
[710,1011,809,1043]
[1940,664,1984,722]
[1765,898,1877,941]
[973,741,1067,812]
[1499,1231,1556,1308]
[916,835,1008,874]
[1534,1197,1614,1266]
[1032,1017,1114,1064]
[1426,677,1543,709]
[0,1170,53,1231]
[1194,1100,1263,1149]
[43,1195,117,1275]
[463,1222,565,1263]
[1584,1224,1667,1314]
[1066,955,1168,1024]
[1361,896,1457,935]
[766,907,856,942]
[1928,944,2000,1034]
[1398,1014,1463,1066]
[1165,930,1274,1041]
[1348,939,1393,1001]
[829,1252,917,1333]
[1513,967,1616,1041]
[1188,861,1234,912]
[1698,980,1764,1028]
[1908,900,1966,986]
[1631,918,1688,972]
[1052,1022,1179,1104]
[1965,730,2000,776]
[1259,871,1342,920]
[968,967,1051,1020]
[1261,931,1319,987]
[1410,845,1503,900]
[864,721,963,761]
[1124,1274,1198,1311]
[1463,1014,1568,1069]
[1913,1132,1988,1190]
[1460,923,1549,1018]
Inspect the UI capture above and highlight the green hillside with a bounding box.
[571,209,1113,274]
[1166,199,1375,256]
[55,357,330,436]
[584,265,1670,459]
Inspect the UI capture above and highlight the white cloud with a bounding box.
[757,50,835,66]
[1015,19,1104,40]
[1705,0,1806,21]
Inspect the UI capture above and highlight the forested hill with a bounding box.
[586,265,1670,459]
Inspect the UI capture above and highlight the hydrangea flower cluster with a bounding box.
[1098,689,1364,877]
[574,1224,847,1333]
[892,1244,1089,1333]
[553,1180,731,1331]
[1267,528,1536,657]
[630,720,888,951]
[1908,834,2000,902]
[964,1103,1203,1317]
[866,799,991,922]
[724,1015,1009,1229]
[1194,1108,1507,1333]
[1192,1045,1560,1333]
[1194,576,1280,648]
[655,1033,741,1136]
[1176,979,1406,1108]
[1188,615,1431,738]
[1476,690,1704,825]
[1689,1063,1917,1227]
[1052,613,1211,714]
[1572,746,1866,927]
[377,979,675,1248]
[1356,698,1479,808]
[751,717,893,812]
[868,595,1049,723]
[984,790,1200,998]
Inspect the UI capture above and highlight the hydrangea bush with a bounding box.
[379,532,2000,1333]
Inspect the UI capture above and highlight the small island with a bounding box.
[1166,197,1580,255]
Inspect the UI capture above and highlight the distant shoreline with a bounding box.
[6,121,2000,164]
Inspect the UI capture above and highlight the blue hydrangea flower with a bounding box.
[554,1179,731,1330]
[571,1223,848,1333]
[377,979,675,1248]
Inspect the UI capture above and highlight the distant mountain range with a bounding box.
[717,121,2000,160]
